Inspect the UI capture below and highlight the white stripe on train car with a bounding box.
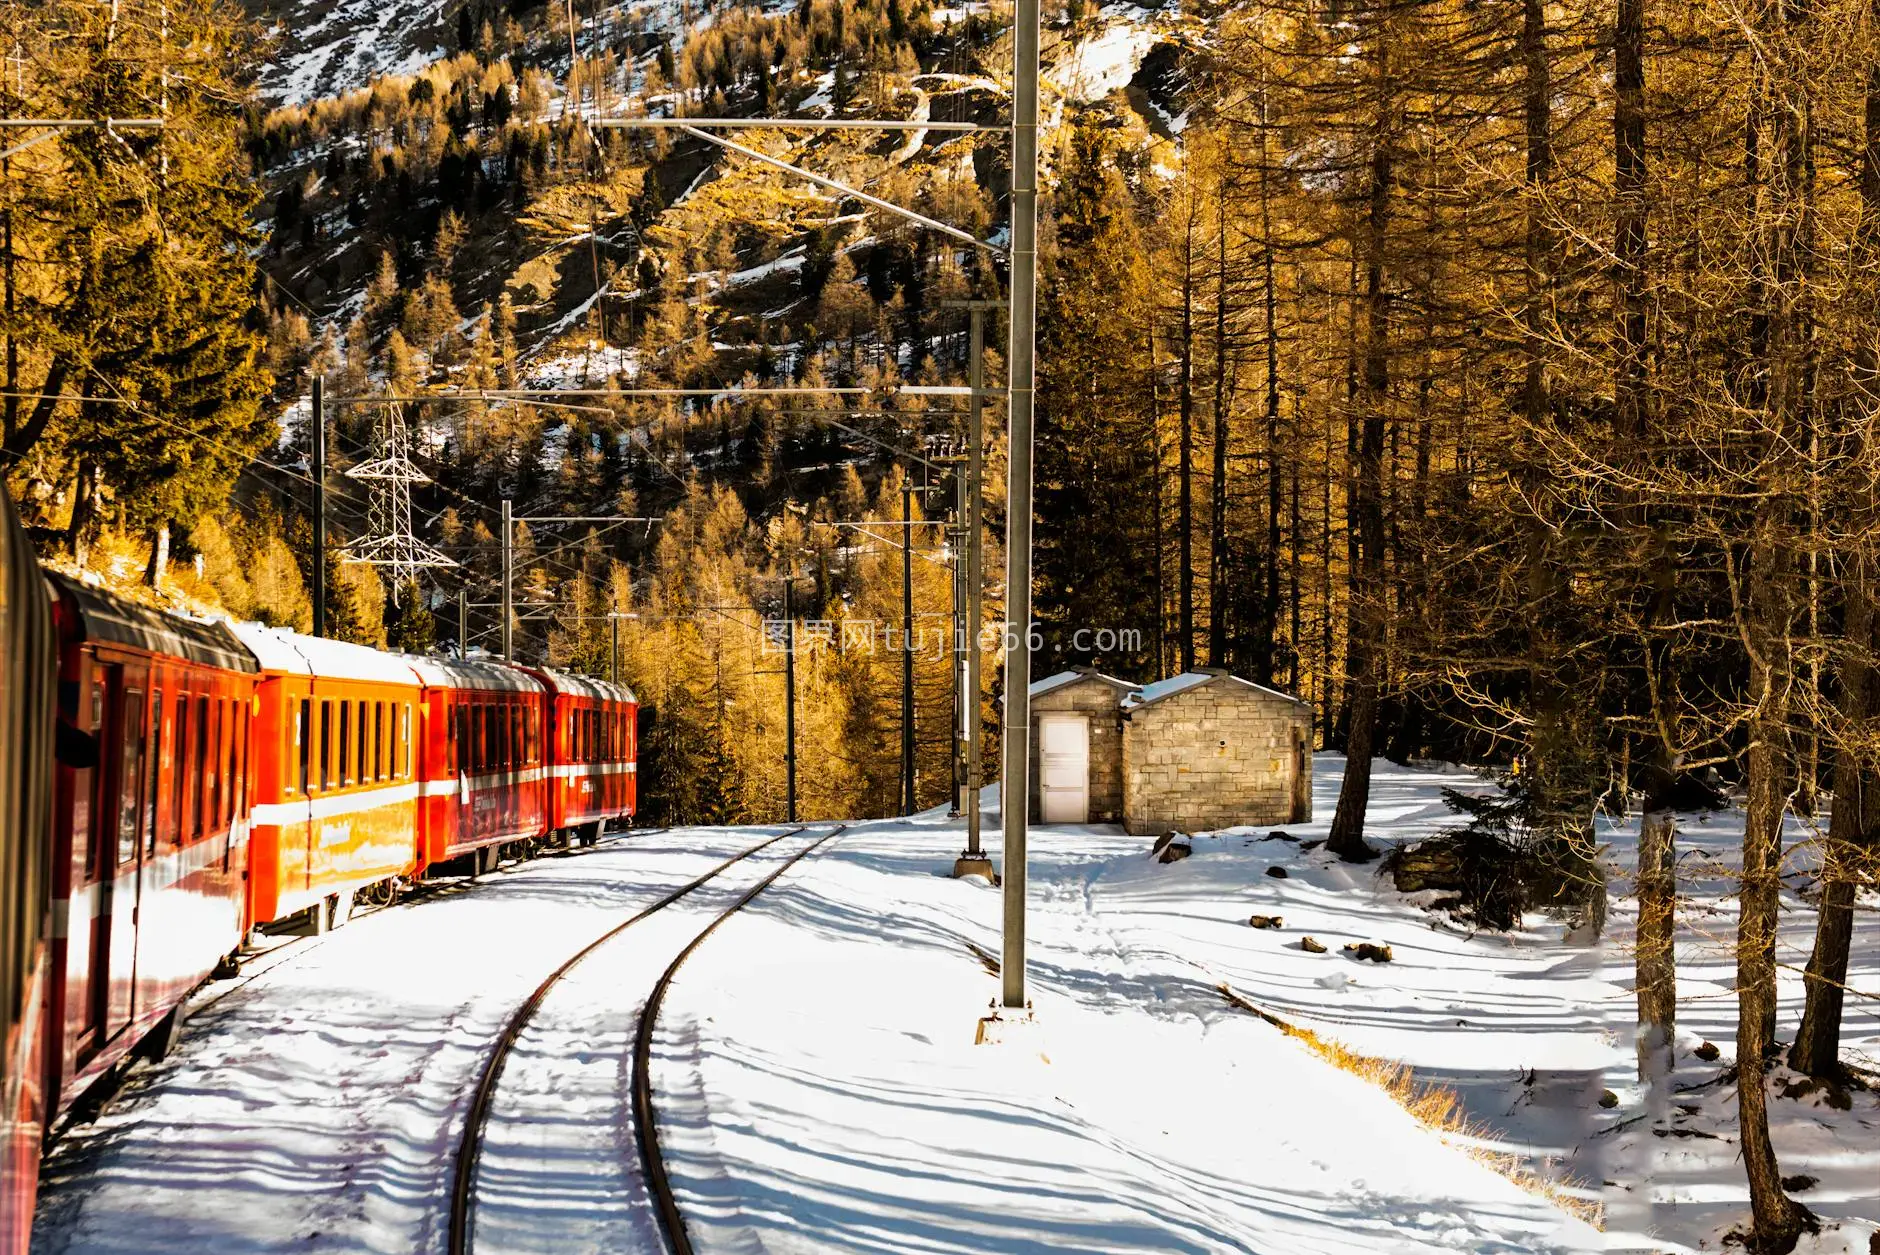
[549,762,636,780]
[250,781,420,827]
[413,766,546,800]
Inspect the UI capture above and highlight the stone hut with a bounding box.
[1027,667,1139,823]
[1119,668,1313,835]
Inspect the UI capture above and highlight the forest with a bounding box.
[3,0,1878,1245]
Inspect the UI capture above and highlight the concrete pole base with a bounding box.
[974,1000,1038,1048]
[951,853,997,884]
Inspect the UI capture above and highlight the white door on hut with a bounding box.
[1037,713,1091,823]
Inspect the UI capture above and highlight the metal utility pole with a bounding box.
[784,578,798,824]
[611,604,621,687]
[1002,0,1041,1011]
[950,463,966,818]
[458,588,468,658]
[901,479,917,816]
[940,299,1001,871]
[500,498,514,661]
[312,374,327,638]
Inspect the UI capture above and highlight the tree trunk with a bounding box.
[1790,555,1874,1077]
[1262,76,1283,688]
[1739,531,1815,1249]
[1209,184,1230,669]
[1790,0,1880,1083]
[1149,321,1170,675]
[1328,37,1391,865]
[1635,757,1678,1082]
[145,521,171,588]
[1735,5,1817,1237]
[1178,203,1197,673]
[1613,0,1684,1084]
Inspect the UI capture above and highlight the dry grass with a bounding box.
[1216,983,1605,1228]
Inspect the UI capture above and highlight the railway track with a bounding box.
[447,823,846,1255]
[190,825,668,1022]
[632,824,849,1255]
[46,826,669,1150]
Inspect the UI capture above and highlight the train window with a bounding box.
[402,705,412,778]
[233,706,247,819]
[356,700,368,786]
[510,707,521,768]
[144,691,162,855]
[319,701,332,792]
[206,696,222,831]
[173,696,189,837]
[373,702,384,782]
[182,696,201,839]
[117,687,146,865]
[224,700,237,825]
[338,700,351,786]
[297,699,311,795]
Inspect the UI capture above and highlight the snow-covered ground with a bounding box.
[31,757,1876,1253]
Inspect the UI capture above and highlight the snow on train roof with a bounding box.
[50,573,258,673]
[226,621,424,685]
[401,654,545,694]
[530,665,637,705]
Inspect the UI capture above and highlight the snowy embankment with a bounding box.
[654,771,1599,1254]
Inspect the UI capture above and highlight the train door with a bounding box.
[72,669,108,1062]
[99,666,148,1044]
[132,684,166,1024]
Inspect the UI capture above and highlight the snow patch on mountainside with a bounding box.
[259,0,446,105]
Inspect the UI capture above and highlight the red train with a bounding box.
[0,491,637,1254]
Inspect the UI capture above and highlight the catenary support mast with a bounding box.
[1001,0,1041,1010]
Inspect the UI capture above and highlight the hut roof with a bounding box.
[1122,668,1308,713]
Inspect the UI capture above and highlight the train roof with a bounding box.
[49,573,258,674]
[225,621,424,687]
[529,665,637,706]
[402,655,546,694]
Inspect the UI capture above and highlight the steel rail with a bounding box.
[631,823,849,1255]
[446,825,810,1255]
[47,826,663,1151]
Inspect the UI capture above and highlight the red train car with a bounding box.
[229,624,426,931]
[2,489,643,1254]
[410,658,548,875]
[43,576,258,1122]
[0,490,54,1255]
[528,669,636,846]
